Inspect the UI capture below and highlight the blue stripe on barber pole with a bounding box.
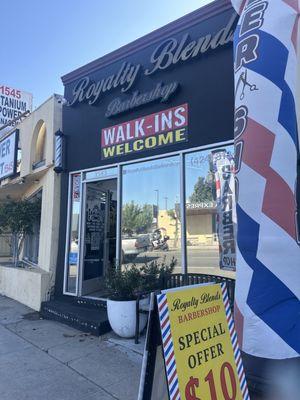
[157,294,181,400]
[170,378,179,394]
[157,294,165,303]
[221,283,249,400]
[167,359,176,375]
[160,307,168,321]
[162,325,171,338]
[165,342,173,357]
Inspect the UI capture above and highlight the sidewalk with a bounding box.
[0,295,143,400]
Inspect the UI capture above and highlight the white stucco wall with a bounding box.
[0,265,50,311]
[19,94,63,177]
[0,95,63,310]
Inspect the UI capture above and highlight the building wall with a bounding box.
[158,210,181,248]
[19,95,61,176]
[53,2,237,296]
[158,210,216,247]
[0,95,63,310]
[0,266,50,311]
[186,214,215,245]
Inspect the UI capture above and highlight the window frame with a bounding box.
[63,139,233,296]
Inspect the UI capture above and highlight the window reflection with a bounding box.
[122,156,181,272]
[185,146,236,277]
[66,174,81,293]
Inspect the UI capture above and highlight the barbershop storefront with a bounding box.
[55,0,238,300]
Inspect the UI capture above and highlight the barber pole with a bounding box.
[157,294,181,400]
[232,0,300,364]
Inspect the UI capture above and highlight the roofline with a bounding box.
[33,93,63,113]
[61,0,234,85]
[0,94,63,140]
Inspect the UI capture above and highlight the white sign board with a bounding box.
[0,84,32,135]
[0,130,18,180]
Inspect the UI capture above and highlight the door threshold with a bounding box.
[82,295,108,302]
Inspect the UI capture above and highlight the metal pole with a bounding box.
[164,196,168,210]
[0,110,30,132]
[154,189,159,228]
[116,164,122,269]
[180,153,187,276]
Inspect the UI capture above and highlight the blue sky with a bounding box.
[2,0,213,108]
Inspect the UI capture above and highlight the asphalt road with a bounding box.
[131,247,235,278]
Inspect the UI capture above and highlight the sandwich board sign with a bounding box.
[138,284,249,400]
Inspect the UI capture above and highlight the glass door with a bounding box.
[80,179,117,297]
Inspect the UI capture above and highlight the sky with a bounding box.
[122,146,234,209]
[1,0,214,108]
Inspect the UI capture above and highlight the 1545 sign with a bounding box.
[0,84,32,135]
[101,103,188,159]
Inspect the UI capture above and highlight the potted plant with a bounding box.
[106,265,147,338]
[105,259,176,338]
[140,257,176,292]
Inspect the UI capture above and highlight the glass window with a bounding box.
[122,156,181,272]
[65,173,81,293]
[185,146,236,277]
[23,190,42,265]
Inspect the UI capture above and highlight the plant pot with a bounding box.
[107,297,149,338]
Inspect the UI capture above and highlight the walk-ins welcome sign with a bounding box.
[101,104,188,159]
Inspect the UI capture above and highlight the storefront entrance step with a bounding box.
[40,300,111,336]
[73,296,107,310]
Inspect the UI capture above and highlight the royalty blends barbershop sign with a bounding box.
[101,104,188,159]
[68,14,236,117]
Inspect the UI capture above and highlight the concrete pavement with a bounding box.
[0,295,143,400]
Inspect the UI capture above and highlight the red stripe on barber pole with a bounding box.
[173,387,180,400]
[169,368,177,385]
[166,350,174,366]
[283,0,299,11]
[241,118,298,240]
[161,315,169,330]
[159,298,167,312]
[165,331,172,346]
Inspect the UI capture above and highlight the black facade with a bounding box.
[55,1,237,296]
